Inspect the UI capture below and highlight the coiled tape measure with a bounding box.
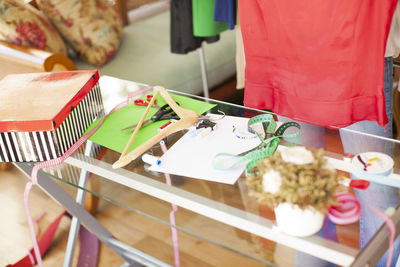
[350,152,399,188]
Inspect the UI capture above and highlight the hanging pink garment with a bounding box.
[239,0,397,128]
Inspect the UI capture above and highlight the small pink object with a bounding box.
[327,192,361,225]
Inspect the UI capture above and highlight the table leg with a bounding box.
[63,141,94,267]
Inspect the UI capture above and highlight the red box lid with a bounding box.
[0,70,99,132]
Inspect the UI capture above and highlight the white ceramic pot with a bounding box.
[274,203,324,237]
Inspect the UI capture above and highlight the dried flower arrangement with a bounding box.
[246,147,340,213]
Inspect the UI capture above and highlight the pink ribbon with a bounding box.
[366,204,396,267]
[160,140,180,267]
[24,86,153,267]
[327,191,361,225]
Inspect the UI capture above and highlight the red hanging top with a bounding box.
[239,0,397,128]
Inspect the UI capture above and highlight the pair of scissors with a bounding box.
[134,95,160,109]
[121,103,180,132]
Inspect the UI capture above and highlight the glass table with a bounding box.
[15,76,400,267]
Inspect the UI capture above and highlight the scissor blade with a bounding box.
[121,119,151,131]
[126,120,153,132]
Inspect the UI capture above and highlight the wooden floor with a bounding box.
[209,77,244,105]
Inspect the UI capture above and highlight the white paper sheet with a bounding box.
[149,115,262,184]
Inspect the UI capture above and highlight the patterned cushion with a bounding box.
[0,0,67,55]
[36,0,123,67]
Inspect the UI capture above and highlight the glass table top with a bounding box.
[30,76,400,266]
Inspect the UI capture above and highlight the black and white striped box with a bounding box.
[0,70,104,162]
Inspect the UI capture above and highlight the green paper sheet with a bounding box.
[86,93,216,154]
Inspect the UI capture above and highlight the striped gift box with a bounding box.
[0,70,104,162]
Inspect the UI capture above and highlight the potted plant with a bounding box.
[246,146,340,237]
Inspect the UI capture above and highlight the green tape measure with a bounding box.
[213,114,301,176]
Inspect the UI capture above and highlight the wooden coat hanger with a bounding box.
[113,86,199,169]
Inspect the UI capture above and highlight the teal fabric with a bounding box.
[192,0,229,37]
[73,11,235,96]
